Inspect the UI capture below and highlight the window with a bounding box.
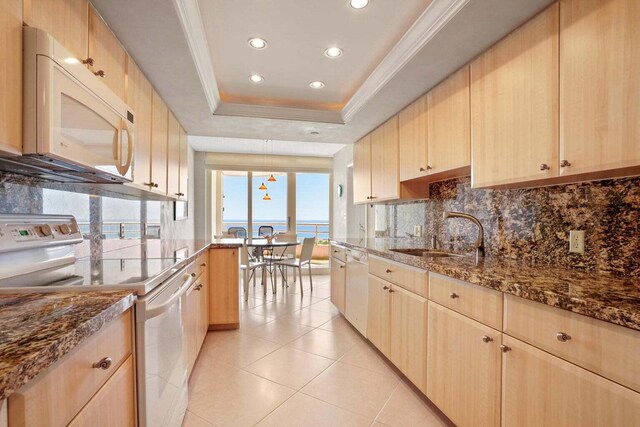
[296,173,330,245]
[222,171,249,235]
[42,188,90,235]
[252,172,287,236]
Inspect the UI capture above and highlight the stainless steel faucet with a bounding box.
[443,211,485,260]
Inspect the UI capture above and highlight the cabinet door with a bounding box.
[502,335,640,427]
[126,57,152,187]
[330,258,346,314]
[88,6,126,100]
[353,135,371,204]
[178,125,189,199]
[559,0,640,176]
[390,285,428,393]
[197,267,209,350]
[0,0,21,155]
[208,248,240,328]
[150,89,168,195]
[166,111,181,198]
[370,116,399,201]
[471,3,559,188]
[427,302,501,427]
[23,0,88,60]
[398,95,428,181]
[427,65,470,177]
[366,275,391,358]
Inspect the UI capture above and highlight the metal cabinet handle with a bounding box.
[539,163,550,171]
[175,192,185,197]
[500,344,511,353]
[426,165,433,170]
[419,167,426,172]
[388,288,395,293]
[93,357,112,370]
[556,332,571,342]
[382,286,390,290]
[449,292,459,299]
[385,269,392,273]
[94,70,106,78]
[195,284,203,291]
[200,263,206,267]
[333,250,339,253]
[482,335,493,343]
[560,160,571,168]
[82,57,94,66]
[144,182,154,187]
[339,265,344,269]
[190,272,196,278]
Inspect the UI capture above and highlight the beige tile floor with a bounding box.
[184,274,450,427]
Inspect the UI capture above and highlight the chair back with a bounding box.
[228,227,247,238]
[299,237,315,263]
[276,233,297,258]
[258,225,274,237]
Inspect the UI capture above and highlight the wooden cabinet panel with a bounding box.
[370,116,399,201]
[559,0,640,176]
[353,135,371,204]
[368,255,428,298]
[502,335,640,427]
[390,286,428,393]
[150,89,168,195]
[67,355,135,427]
[178,125,189,199]
[196,265,209,349]
[398,95,428,181]
[471,3,559,188]
[427,302,501,427]
[88,6,126,100]
[427,65,471,177]
[208,248,239,328]
[126,57,152,187]
[23,0,88,59]
[167,111,181,198]
[0,0,22,155]
[183,282,198,375]
[330,258,346,314]
[366,274,391,358]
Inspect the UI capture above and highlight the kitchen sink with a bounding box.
[390,248,468,258]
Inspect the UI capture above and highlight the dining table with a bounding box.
[245,238,301,290]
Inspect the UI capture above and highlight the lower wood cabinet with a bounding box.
[330,257,346,314]
[501,334,640,426]
[427,301,501,427]
[367,275,391,358]
[208,248,239,329]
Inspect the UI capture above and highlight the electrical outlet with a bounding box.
[414,225,422,237]
[569,230,585,254]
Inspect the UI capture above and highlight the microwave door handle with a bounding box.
[121,123,134,175]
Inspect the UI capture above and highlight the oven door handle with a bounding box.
[146,273,193,320]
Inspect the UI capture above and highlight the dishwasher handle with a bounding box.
[146,273,193,320]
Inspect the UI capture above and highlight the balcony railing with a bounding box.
[223,221,330,245]
[77,222,161,239]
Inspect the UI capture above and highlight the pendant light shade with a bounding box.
[258,182,267,191]
[263,193,271,201]
[267,174,277,182]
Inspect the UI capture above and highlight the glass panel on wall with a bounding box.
[296,173,330,245]
[42,189,90,236]
[222,171,249,237]
[252,172,287,237]
[102,197,142,239]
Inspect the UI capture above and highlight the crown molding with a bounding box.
[172,0,220,113]
[340,0,470,123]
[215,103,345,124]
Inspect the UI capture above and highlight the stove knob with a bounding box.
[38,224,53,237]
[68,222,79,234]
[58,224,71,235]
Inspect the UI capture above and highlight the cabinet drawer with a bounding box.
[504,294,640,392]
[369,255,428,298]
[196,250,208,278]
[428,272,502,330]
[8,309,133,427]
[331,245,346,263]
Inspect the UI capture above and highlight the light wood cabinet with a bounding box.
[427,65,471,178]
[208,248,239,329]
[0,0,22,155]
[353,135,371,204]
[427,302,501,427]
[88,5,126,100]
[370,116,399,202]
[178,125,189,199]
[471,3,559,188]
[330,258,346,314]
[23,0,89,60]
[502,335,640,427]
[369,255,428,298]
[167,111,181,198]
[150,89,168,195]
[390,285,428,393]
[559,0,640,177]
[398,95,428,181]
[126,56,153,188]
[367,274,391,358]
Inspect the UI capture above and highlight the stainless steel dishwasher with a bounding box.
[345,248,368,337]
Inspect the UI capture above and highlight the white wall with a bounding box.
[332,145,353,238]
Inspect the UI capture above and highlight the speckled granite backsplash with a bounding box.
[377,176,640,277]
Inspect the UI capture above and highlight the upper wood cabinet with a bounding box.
[471,3,559,188]
[126,57,152,188]
[398,95,428,181]
[559,0,640,177]
[178,125,189,199]
[427,65,471,177]
[166,111,181,198]
[23,0,89,60]
[0,0,22,155]
[150,90,168,195]
[370,116,399,202]
[88,6,126,100]
[353,135,371,204]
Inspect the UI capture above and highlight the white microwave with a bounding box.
[9,27,135,183]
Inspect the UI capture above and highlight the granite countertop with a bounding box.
[0,291,135,401]
[332,238,640,331]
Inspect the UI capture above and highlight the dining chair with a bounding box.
[274,237,315,296]
[240,241,267,301]
[258,225,274,237]
[268,233,298,287]
[228,226,247,238]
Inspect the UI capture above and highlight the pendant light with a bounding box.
[267,174,276,182]
[258,182,267,191]
[263,193,271,201]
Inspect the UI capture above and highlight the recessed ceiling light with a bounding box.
[309,81,325,89]
[248,37,267,49]
[324,47,343,58]
[350,0,369,9]
[249,74,264,83]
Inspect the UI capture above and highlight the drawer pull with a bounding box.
[333,250,339,253]
[93,357,113,370]
[388,289,395,293]
[200,263,206,267]
[190,272,196,278]
[385,269,392,273]
[482,335,493,343]
[556,332,571,342]
[195,284,203,291]
[449,292,459,299]
[339,265,344,269]
[382,286,390,290]
[500,344,511,353]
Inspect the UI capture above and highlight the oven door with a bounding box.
[34,55,133,180]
